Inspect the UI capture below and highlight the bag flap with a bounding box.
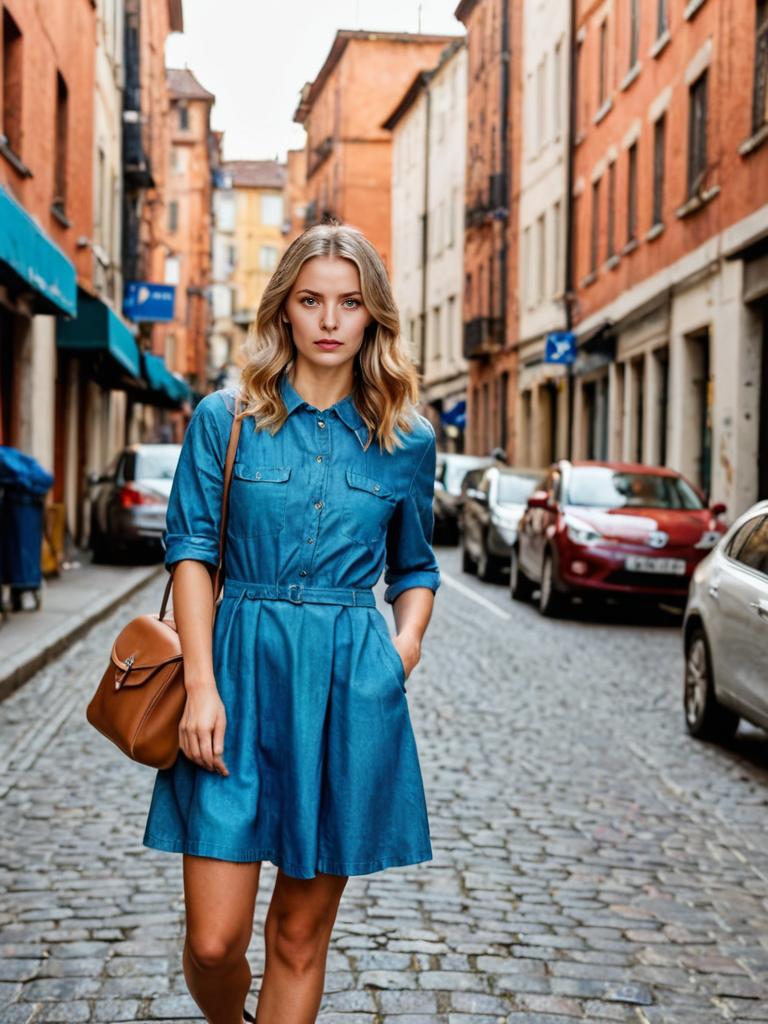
[111,613,182,672]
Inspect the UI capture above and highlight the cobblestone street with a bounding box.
[1,546,768,1022]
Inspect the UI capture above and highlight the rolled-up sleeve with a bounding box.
[383,426,441,604]
[163,395,226,571]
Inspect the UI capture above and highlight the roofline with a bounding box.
[293,29,462,124]
[166,67,215,102]
[381,38,465,130]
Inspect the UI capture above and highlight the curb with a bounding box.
[0,564,165,705]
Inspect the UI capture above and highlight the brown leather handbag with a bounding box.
[85,396,244,769]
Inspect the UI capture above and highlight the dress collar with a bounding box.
[279,372,370,449]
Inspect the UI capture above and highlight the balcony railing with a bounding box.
[307,136,333,178]
[463,316,504,359]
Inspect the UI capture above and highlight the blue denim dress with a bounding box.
[142,373,441,878]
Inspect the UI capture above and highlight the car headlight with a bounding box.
[565,515,603,545]
[694,530,721,550]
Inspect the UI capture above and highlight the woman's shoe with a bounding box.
[243,1008,256,1023]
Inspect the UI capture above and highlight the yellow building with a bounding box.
[222,160,287,352]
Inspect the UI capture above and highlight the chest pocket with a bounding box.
[229,464,292,538]
[340,467,396,548]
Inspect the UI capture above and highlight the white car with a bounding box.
[683,500,768,741]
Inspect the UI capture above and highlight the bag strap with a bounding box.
[158,393,245,621]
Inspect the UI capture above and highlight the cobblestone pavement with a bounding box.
[1,544,768,1022]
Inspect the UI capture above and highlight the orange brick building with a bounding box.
[570,0,768,512]
[293,30,458,270]
[162,68,215,391]
[455,0,520,459]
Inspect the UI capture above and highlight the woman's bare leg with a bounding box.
[255,869,348,1023]
[182,854,262,1024]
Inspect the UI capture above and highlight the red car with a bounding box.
[510,460,728,617]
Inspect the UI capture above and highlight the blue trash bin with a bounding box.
[0,447,54,602]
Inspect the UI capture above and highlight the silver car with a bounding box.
[683,500,768,741]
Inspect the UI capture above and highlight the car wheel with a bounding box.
[684,627,739,742]
[90,519,110,564]
[539,550,567,618]
[510,548,534,602]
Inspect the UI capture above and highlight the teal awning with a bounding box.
[143,353,192,405]
[0,185,77,316]
[57,290,141,376]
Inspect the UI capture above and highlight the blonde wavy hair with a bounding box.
[239,223,421,453]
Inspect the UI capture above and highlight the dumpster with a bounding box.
[0,446,55,610]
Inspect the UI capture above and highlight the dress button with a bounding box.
[315,454,323,463]
[373,483,381,492]
[317,420,326,428]
[254,472,262,480]
[299,569,308,577]
[314,500,323,510]
[307,537,314,544]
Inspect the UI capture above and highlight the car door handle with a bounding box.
[708,583,719,599]
[749,600,768,620]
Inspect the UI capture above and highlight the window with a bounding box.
[522,226,531,307]
[259,245,279,272]
[448,295,456,359]
[627,141,638,242]
[575,38,584,134]
[178,104,189,130]
[653,114,666,225]
[168,200,179,233]
[599,20,609,106]
[727,518,762,560]
[657,0,669,36]
[432,305,442,360]
[553,200,562,291]
[261,193,283,227]
[553,40,563,137]
[227,244,236,271]
[217,193,235,232]
[2,10,23,155]
[753,0,768,132]
[629,0,640,68]
[687,71,709,196]
[536,213,546,303]
[607,161,616,258]
[164,255,180,284]
[733,516,768,575]
[536,59,546,150]
[54,72,69,211]
[591,177,601,273]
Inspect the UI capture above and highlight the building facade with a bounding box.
[294,30,459,270]
[455,0,519,460]
[571,0,768,515]
[386,40,469,448]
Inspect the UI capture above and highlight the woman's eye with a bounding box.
[343,299,361,309]
[300,296,318,306]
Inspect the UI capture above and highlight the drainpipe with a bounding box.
[499,0,510,452]
[564,0,578,459]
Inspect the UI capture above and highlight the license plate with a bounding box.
[625,556,687,575]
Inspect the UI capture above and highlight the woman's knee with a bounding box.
[184,929,248,973]
[266,911,330,974]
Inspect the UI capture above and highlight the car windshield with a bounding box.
[133,447,181,481]
[442,457,490,494]
[566,468,705,510]
[497,473,540,506]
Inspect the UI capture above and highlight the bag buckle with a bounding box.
[115,654,135,690]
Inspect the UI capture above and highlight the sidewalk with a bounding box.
[0,556,164,702]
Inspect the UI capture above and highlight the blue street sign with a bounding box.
[124,281,176,322]
[545,330,577,365]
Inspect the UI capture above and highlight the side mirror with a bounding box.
[527,490,551,510]
[711,502,727,517]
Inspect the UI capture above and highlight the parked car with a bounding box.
[683,500,768,742]
[510,460,728,616]
[88,444,182,562]
[460,465,544,581]
[434,453,493,544]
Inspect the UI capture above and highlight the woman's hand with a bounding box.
[392,630,422,681]
[179,682,229,776]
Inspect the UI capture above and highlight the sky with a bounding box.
[165,0,464,163]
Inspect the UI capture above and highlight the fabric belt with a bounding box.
[222,579,376,607]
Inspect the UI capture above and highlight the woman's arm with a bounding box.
[391,587,435,678]
[173,560,229,776]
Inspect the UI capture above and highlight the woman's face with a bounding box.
[282,256,373,373]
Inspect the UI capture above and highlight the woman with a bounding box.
[142,223,441,1023]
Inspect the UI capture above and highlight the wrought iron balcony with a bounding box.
[463,316,504,359]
